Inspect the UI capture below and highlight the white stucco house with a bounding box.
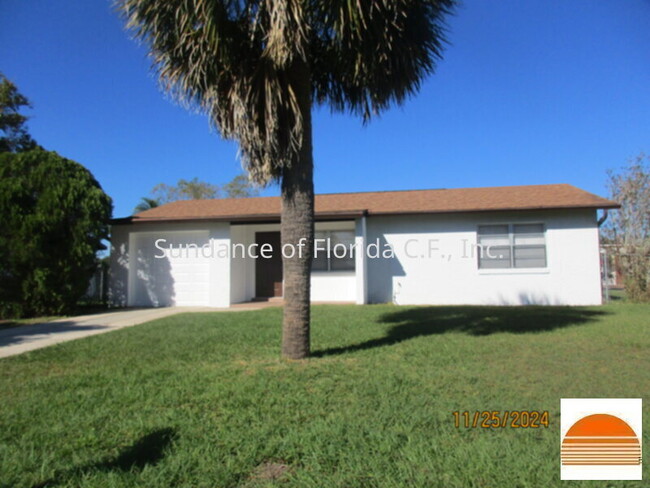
[109,184,618,308]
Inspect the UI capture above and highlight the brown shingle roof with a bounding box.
[115,184,618,224]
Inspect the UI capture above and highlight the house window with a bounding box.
[313,231,355,272]
[477,223,546,269]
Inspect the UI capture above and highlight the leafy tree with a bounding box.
[140,173,259,211]
[222,174,260,198]
[0,73,38,153]
[152,177,220,203]
[605,153,650,302]
[118,0,456,358]
[0,150,112,317]
[134,197,161,213]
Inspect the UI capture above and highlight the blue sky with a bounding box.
[1,0,648,219]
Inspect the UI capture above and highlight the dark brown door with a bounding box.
[255,232,283,297]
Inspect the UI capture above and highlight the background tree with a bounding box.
[222,174,260,198]
[604,153,650,302]
[134,196,160,213]
[118,0,456,358]
[139,173,259,211]
[0,73,38,153]
[152,177,220,203]
[0,149,112,317]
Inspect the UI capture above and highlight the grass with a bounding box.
[0,303,648,487]
[606,288,626,302]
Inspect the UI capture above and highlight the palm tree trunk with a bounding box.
[281,59,314,360]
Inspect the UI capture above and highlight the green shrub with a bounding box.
[0,149,112,317]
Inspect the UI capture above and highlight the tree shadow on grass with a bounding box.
[32,428,177,488]
[313,306,608,358]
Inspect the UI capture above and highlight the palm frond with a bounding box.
[133,197,160,213]
[117,0,310,184]
[311,0,456,121]
[116,0,456,180]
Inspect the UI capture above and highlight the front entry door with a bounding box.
[255,232,283,297]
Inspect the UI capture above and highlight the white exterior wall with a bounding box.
[311,220,356,302]
[109,221,231,308]
[311,272,357,301]
[108,224,130,307]
[229,225,249,304]
[207,223,231,307]
[109,209,603,308]
[228,221,357,303]
[365,209,602,306]
[227,222,278,303]
[355,216,368,304]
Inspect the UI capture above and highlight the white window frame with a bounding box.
[477,223,547,270]
[312,230,355,272]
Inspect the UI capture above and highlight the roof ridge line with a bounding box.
[165,183,574,204]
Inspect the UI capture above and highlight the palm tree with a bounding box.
[117,0,456,359]
[134,197,160,213]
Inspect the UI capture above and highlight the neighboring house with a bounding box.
[109,184,619,308]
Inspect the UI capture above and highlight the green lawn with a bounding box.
[1,304,648,487]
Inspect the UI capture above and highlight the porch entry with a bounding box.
[255,231,283,298]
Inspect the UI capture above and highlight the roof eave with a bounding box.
[110,210,367,226]
[367,203,621,217]
[110,203,619,226]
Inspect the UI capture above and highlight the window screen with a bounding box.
[330,231,355,271]
[478,225,511,269]
[513,224,546,268]
[478,224,546,269]
[312,230,355,272]
[312,231,329,271]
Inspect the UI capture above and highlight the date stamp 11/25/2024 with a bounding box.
[452,411,550,429]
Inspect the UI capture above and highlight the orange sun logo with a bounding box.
[561,414,642,466]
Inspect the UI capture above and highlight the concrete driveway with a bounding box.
[0,307,216,359]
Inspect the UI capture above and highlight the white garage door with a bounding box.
[130,231,210,307]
